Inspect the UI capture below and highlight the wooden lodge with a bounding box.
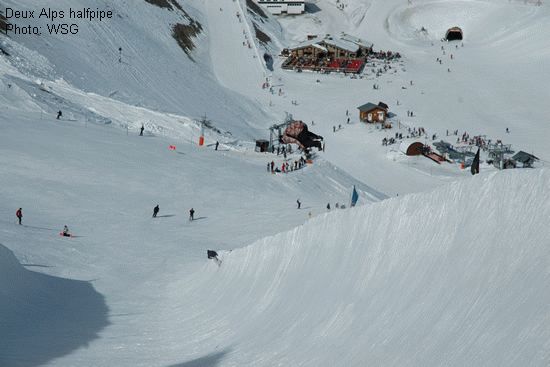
[282,33,373,74]
[357,102,388,123]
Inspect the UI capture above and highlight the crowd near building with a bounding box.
[282,33,400,74]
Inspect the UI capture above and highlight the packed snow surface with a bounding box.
[1,0,549,365]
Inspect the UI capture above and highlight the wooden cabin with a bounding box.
[357,102,388,123]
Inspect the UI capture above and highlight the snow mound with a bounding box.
[175,169,550,366]
[386,1,540,45]
[0,244,109,367]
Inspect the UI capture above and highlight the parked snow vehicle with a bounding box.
[282,120,323,151]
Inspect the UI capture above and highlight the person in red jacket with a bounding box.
[16,208,22,225]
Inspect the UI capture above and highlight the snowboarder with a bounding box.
[62,225,70,237]
[189,208,195,221]
[140,124,144,136]
[207,249,218,260]
[16,208,22,225]
[215,141,219,150]
[207,249,221,266]
[297,199,301,209]
[153,205,159,218]
[56,110,62,120]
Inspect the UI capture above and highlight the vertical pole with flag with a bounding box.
[199,115,205,147]
[350,185,359,208]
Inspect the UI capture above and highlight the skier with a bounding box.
[62,225,70,237]
[297,199,301,209]
[215,141,219,150]
[153,205,159,218]
[140,124,144,136]
[16,208,22,225]
[189,208,195,221]
[56,110,62,120]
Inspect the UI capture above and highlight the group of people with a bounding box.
[15,208,72,236]
[268,156,307,174]
[152,205,195,221]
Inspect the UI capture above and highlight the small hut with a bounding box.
[357,102,388,123]
[445,27,463,41]
[399,141,424,156]
[512,151,539,168]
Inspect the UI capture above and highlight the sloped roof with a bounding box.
[321,38,359,53]
[340,33,373,49]
[291,33,371,53]
[512,151,539,163]
[357,102,387,112]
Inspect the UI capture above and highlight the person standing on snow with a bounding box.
[16,208,22,225]
[189,208,195,221]
[153,205,159,218]
[326,203,331,210]
[140,124,144,136]
[56,110,62,120]
[297,199,301,209]
[215,141,219,151]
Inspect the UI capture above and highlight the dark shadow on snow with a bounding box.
[22,225,57,231]
[166,349,231,367]
[0,244,110,367]
[191,217,207,221]
[156,214,176,218]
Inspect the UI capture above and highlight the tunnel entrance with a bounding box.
[445,27,463,41]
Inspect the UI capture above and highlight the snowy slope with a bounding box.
[0,102,378,366]
[0,0,270,137]
[171,169,550,367]
[1,0,549,365]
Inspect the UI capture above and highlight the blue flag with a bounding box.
[350,185,359,207]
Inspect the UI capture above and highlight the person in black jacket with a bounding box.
[152,205,159,218]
